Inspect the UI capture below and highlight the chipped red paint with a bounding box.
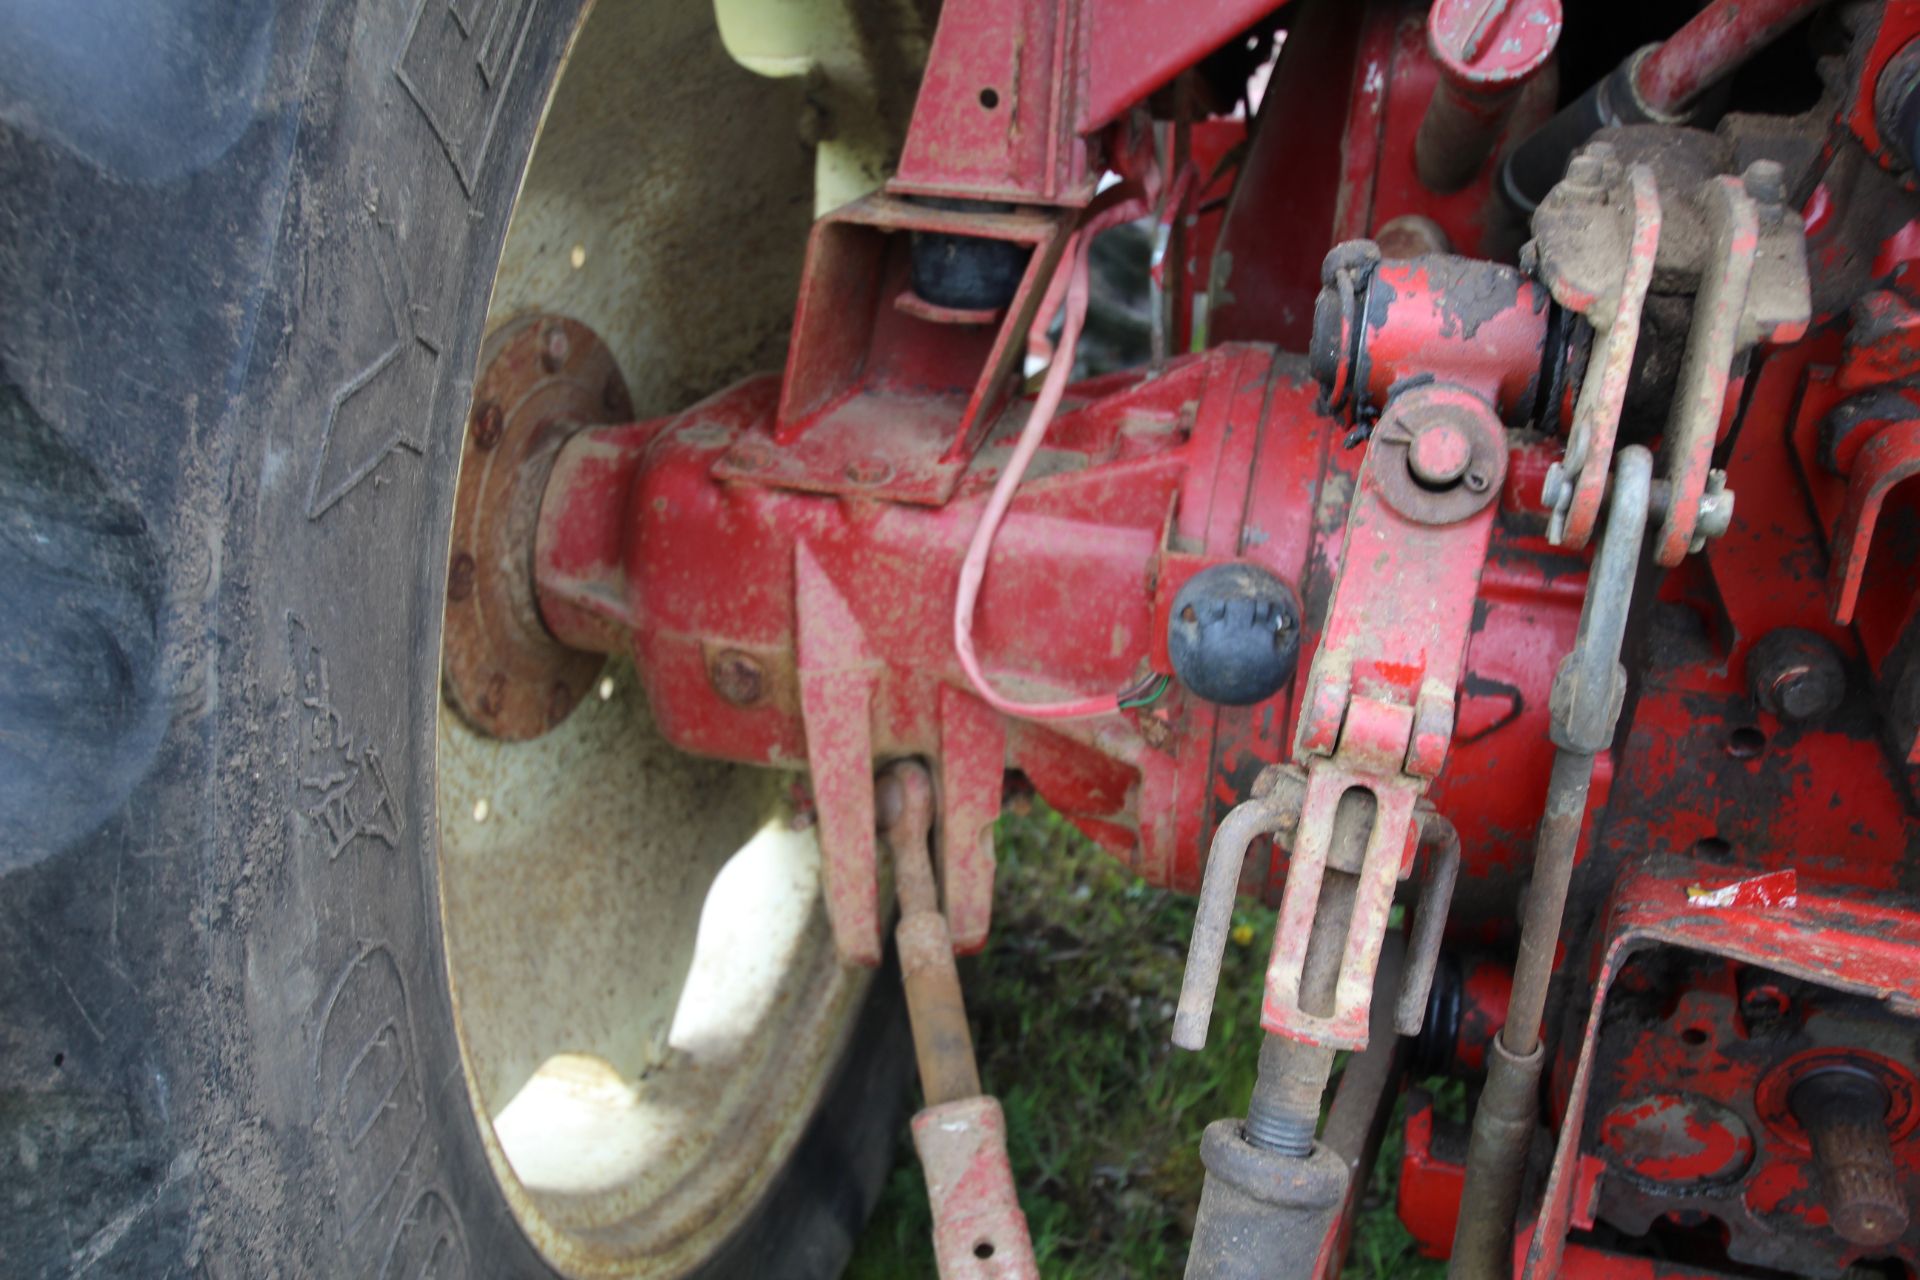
[536,343,1587,953]
[1597,1092,1755,1185]
[522,1,1920,1270]
[1525,861,1920,1277]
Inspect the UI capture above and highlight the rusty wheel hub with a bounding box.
[444,314,630,740]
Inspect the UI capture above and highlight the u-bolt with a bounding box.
[1175,776,1462,1055]
[1173,770,1308,1052]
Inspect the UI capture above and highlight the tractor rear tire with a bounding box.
[0,1,909,1275]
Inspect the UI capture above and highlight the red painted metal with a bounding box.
[890,0,1285,204]
[754,195,1074,506]
[1417,0,1562,193]
[889,0,1092,206]
[911,1097,1039,1278]
[521,0,1920,1271]
[1426,0,1561,93]
[1081,0,1290,132]
[1632,0,1828,115]
[1354,261,1553,418]
[1526,857,1920,1278]
[1397,1092,1466,1258]
[1212,0,1558,349]
[1455,955,1512,1074]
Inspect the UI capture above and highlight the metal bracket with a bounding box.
[1534,156,1661,549]
[1534,142,1812,561]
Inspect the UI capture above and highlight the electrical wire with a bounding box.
[951,165,1193,721]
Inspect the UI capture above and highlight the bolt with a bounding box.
[1749,629,1847,723]
[709,649,766,705]
[471,400,504,450]
[843,458,893,486]
[1737,977,1791,1026]
[447,552,476,603]
[1540,461,1569,509]
[1695,470,1735,545]
[1563,154,1603,191]
[1408,421,1473,487]
[1743,159,1787,207]
[1375,214,1451,260]
[540,324,571,374]
[729,443,773,472]
[1792,1068,1911,1249]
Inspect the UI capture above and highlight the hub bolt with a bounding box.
[1792,1068,1911,1249]
[710,649,766,706]
[1749,629,1846,724]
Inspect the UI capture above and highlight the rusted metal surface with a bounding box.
[1187,1120,1350,1279]
[1794,1067,1911,1247]
[1317,935,1412,1278]
[1187,939,1411,1279]
[1747,628,1848,723]
[880,764,1039,1278]
[1397,811,1461,1038]
[1174,770,1307,1051]
[444,315,624,740]
[879,762,984,1105]
[1366,385,1508,526]
[1649,173,1762,565]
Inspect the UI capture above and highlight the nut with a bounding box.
[844,458,894,486]
[1743,159,1787,207]
[709,649,766,705]
[471,400,504,450]
[447,552,477,603]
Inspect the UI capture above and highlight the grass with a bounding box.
[846,802,1448,1279]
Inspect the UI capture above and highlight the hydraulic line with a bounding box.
[1501,0,1829,210]
[1635,0,1829,116]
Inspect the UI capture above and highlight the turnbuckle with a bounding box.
[875,761,1038,1280]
